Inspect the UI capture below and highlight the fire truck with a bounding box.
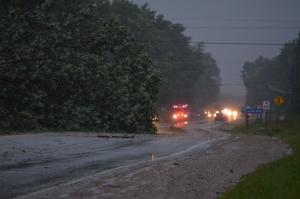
[172,104,189,120]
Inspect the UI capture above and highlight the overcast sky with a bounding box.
[129,0,300,97]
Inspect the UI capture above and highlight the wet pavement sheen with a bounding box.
[0,120,229,198]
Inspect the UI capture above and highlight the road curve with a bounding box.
[1,119,244,198]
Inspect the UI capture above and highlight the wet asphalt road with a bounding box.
[0,118,230,199]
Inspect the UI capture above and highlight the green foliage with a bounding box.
[221,117,300,199]
[0,0,222,132]
[191,50,221,111]
[221,155,300,199]
[0,0,161,133]
[231,122,283,137]
[242,33,300,116]
[108,0,219,110]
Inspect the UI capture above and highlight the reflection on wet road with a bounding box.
[174,121,188,127]
[0,119,230,199]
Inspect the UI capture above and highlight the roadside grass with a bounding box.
[220,116,300,199]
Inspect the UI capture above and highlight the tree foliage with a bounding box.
[242,33,300,116]
[0,0,161,133]
[191,47,221,112]
[0,0,222,132]
[107,0,219,110]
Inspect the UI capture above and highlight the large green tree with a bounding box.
[0,0,161,133]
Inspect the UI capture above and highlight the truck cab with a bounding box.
[172,104,189,120]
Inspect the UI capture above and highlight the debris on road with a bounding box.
[97,135,135,139]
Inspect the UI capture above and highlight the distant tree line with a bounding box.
[0,0,221,133]
[242,33,300,117]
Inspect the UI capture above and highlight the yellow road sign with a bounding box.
[274,96,284,106]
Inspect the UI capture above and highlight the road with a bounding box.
[0,118,234,199]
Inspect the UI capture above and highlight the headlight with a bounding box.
[173,114,177,119]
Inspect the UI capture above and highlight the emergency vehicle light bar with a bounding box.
[173,104,188,109]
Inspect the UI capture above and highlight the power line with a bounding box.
[185,26,300,29]
[202,42,295,46]
[165,17,300,23]
[199,80,275,87]
[222,79,243,82]
[137,40,298,46]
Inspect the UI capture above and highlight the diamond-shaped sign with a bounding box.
[274,96,284,106]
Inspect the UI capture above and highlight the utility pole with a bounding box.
[291,55,300,116]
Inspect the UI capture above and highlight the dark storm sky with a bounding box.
[129,0,300,97]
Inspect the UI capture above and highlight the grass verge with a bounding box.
[220,116,300,199]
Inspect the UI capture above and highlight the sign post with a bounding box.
[263,101,270,130]
[274,96,284,122]
[263,101,270,110]
[245,108,264,114]
[245,108,264,128]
